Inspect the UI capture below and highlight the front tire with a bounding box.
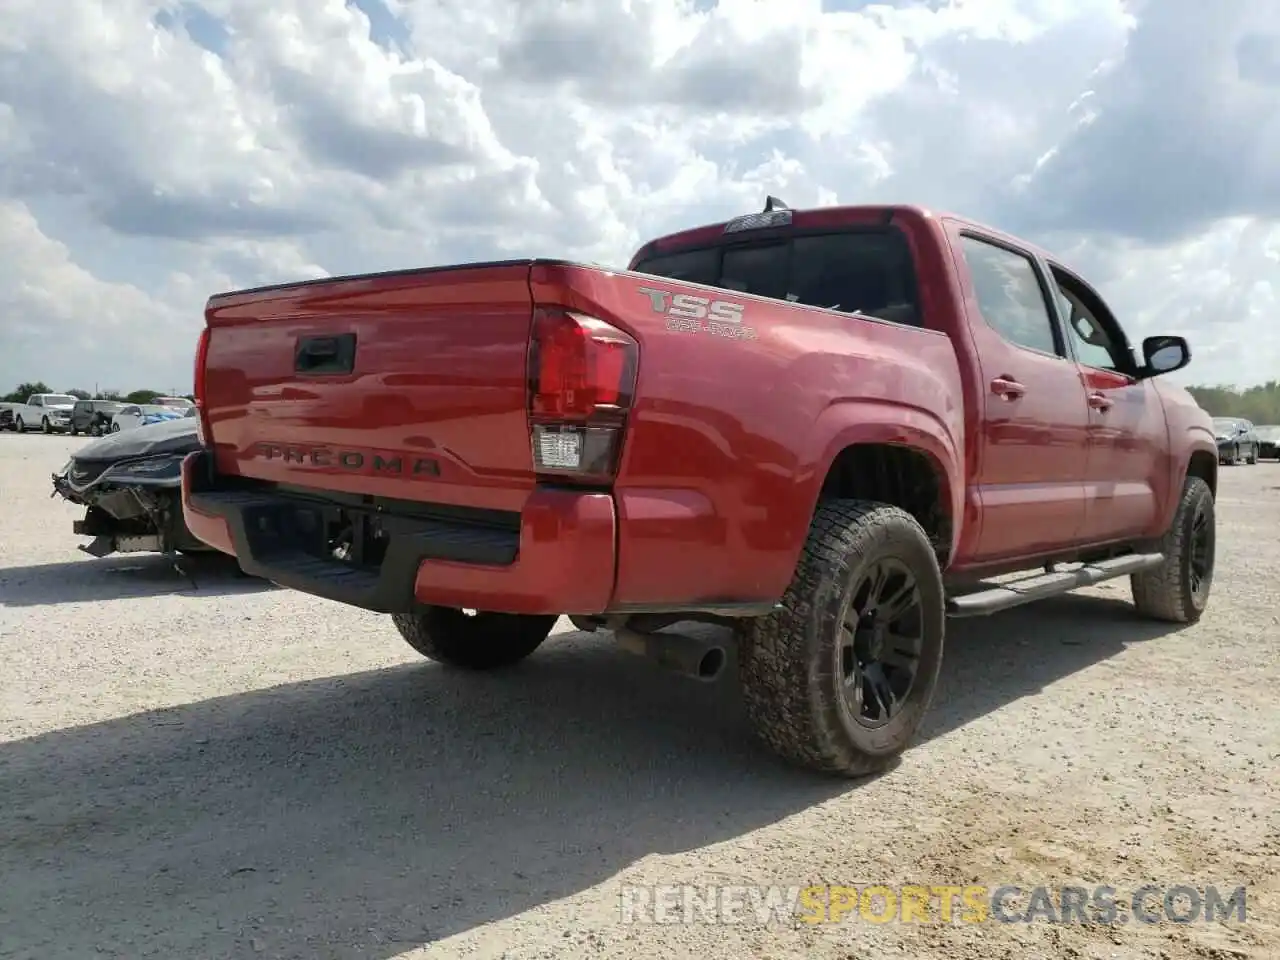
[736,500,945,778]
[41,417,51,434]
[391,606,557,670]
[14,416,24,433]
[1131,475,1214,624]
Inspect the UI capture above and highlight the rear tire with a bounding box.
[736,500,945,778]
[1131,475,1214,624]
[392,606,558,670]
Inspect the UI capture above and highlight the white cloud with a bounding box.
[0,0,1276,393]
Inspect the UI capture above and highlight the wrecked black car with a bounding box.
[51,417,214,558]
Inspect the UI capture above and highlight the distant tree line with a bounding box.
[1186,381,1280,424]
[1,382,194,405]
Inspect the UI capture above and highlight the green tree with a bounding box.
[1188,381,1280,424]
[65,388,91,400]
[2,381,53,403]
[125,389,161,404]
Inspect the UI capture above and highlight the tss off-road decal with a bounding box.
[636,286,758,341]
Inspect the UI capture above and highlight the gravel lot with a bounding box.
[2,432,1277,960]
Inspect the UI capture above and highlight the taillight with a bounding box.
[527,307,638,483]
[192,326,211,446]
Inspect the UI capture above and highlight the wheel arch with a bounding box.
[798,399,962,570]
[1186,448,1217,498]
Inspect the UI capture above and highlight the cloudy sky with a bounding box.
[1,0,1277,396]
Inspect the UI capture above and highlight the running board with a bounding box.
[946,552,1165,618]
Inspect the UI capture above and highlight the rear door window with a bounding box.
[633,229,922,326]
[958,235,1061,357]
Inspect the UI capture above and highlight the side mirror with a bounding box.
[1141,335,1190,377]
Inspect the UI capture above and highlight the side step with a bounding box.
[946,552,1165,618]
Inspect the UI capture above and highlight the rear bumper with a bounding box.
[181,450,616,616]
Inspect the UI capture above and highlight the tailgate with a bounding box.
[202,261,537,513]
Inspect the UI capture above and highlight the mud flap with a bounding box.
[79,535,117,558]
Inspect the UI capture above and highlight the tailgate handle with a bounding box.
[295,333,356,375]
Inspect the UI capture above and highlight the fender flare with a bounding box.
[795,398,965,561]
[1171,426,1218,512]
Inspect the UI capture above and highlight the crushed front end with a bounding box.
[51,419,212,558]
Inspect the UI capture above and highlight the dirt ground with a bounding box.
[1,432,1276,960]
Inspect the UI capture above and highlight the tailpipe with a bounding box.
[614,627,727,682]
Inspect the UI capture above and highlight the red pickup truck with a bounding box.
[182,200,1218,777]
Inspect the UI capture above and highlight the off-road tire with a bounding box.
[392,606,558,670]
[1130,475,1215,624]
[736,500,946,778]
[14,416,24,432]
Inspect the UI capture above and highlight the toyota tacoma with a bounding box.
[181,200,1218,777]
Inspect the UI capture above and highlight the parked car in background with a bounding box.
[1212,417,1259,465]
[52,417,220,558]
[111,403,187,433]
[152,396,194,410]
[1256,424,1280,460]
[70,399,125,436]
[12,393,77,433]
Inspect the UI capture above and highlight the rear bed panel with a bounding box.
[531,260,961,610]
[203,262,537,513]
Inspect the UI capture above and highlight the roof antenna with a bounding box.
[763,195,789,213]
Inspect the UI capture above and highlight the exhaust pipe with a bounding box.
[614,627,727,682]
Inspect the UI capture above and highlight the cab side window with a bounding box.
[959,235,1061,357]
[1049,266,1135,374]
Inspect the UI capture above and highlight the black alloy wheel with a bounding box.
[837,558,925,728]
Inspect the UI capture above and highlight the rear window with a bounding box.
[632,229,921,327]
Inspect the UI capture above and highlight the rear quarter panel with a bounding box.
[533,263,964,610]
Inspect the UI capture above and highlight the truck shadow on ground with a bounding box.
[0,592,1184,959]
[0,552,276,607]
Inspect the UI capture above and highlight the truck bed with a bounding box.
[187,255,962,617]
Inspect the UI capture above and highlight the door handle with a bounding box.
[990,376,1025,400]
[1087,392,1113,412]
